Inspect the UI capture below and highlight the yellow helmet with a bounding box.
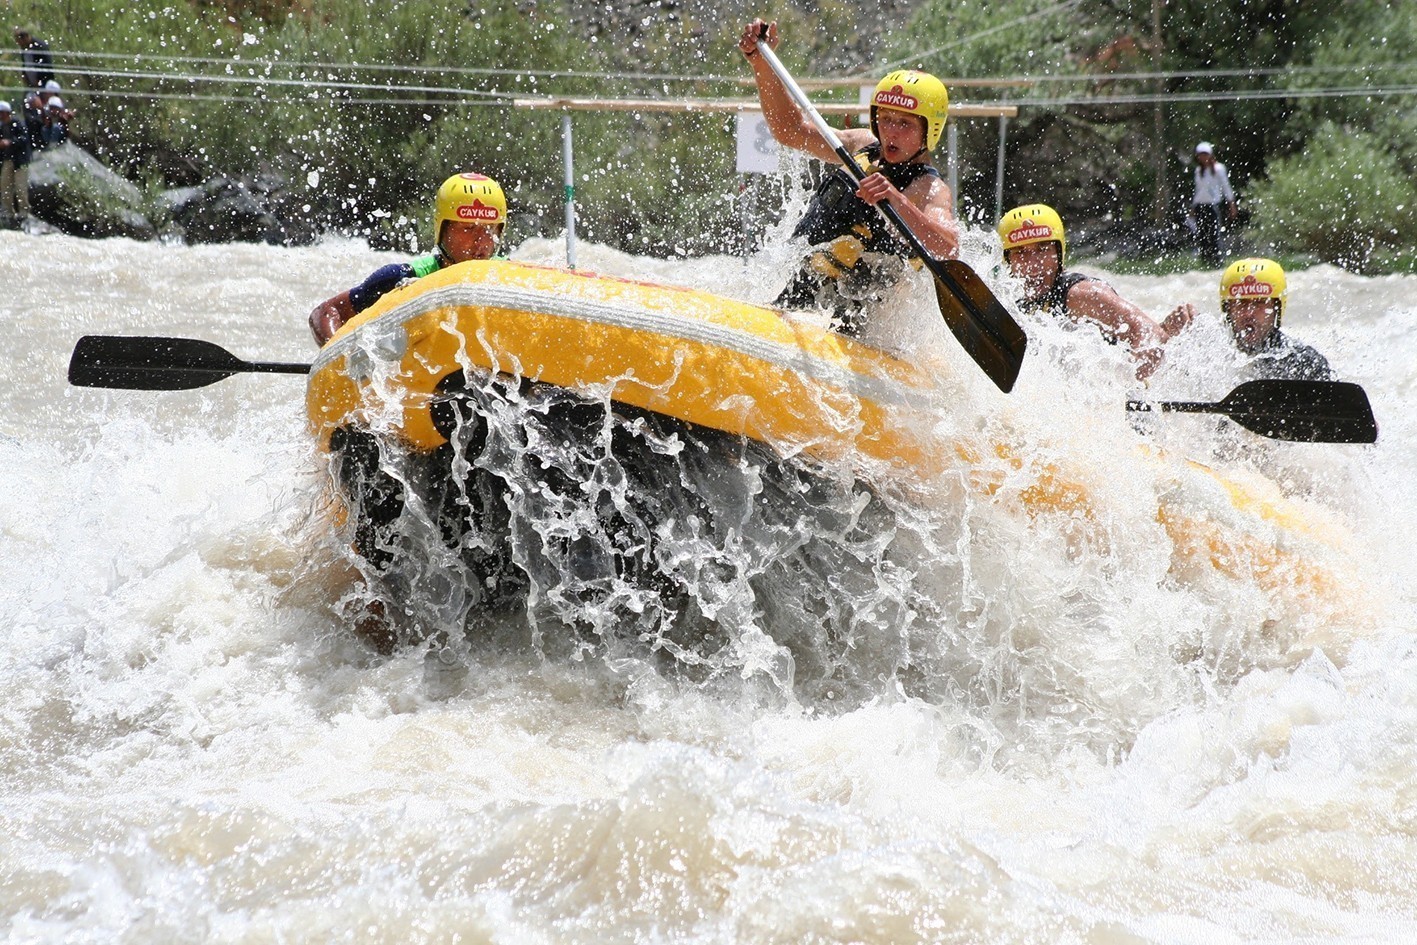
[871,70,949,152]
[1220,257,1287,324]
[433,173,506,248]
[998,203,1066,265]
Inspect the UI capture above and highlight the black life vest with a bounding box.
[791,144,942,258]
[1023,270,1092,320]
[1246,330,1335,382]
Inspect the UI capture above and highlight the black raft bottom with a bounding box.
[326,370,914,693]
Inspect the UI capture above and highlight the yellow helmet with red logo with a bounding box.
[433,173,506,248]
[870,70,949,152]
[997,204,1066,265]
[1219,257,1287,324]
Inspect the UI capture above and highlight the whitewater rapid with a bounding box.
[3,227,1416,943]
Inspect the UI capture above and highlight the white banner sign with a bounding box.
[735,112,780,174]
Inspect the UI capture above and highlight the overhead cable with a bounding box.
[44,47,746,84]
[7,82,1412,112]
[38,46,1417,89]
[40,63,508,100]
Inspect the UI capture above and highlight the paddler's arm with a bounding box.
[856,170,961,260]
[1064,280,1168,380]
[308,262,417,346]
[739,19,875,164]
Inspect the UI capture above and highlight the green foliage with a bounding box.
[4,0,788,253]
[894,0,1417,243]
[1247,124,1417,271]
[7,0,1417,260]
[889,0,1073,79]
[1277,0,1417,171]
[890,0,1164,222]
[1248,2,1417,274]
[53,162,119,219]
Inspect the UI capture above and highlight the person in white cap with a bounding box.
[1187,141,1237,268]
[0,98,34,228]
[40,95,67,147]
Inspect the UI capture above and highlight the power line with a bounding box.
[35,48,749,85]
[7,80,1409,112]
[9,53,1416,112]
[1015,84,1417,107]
[29,46,1417,91]
[0,85,510,108]
[1003,63,1417,85]
[38,63,509,100]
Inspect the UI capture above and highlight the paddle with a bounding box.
[1126,379,1378,444]
[67,335,310,391]
[752,36,1027,393]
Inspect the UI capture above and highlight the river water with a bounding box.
[3,226,1416,944]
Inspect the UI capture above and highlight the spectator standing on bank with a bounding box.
[40,97,68,147]
[21,92,43,145]
[13,26,53,89]
[0,100,33,229]
[1188,141,1237,269]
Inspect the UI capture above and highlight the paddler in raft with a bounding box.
[309,172,507,346]
[997,203,1195,380]
[1219,257,1334,382]
[740,18,959,338]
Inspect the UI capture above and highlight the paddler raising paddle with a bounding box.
[309,173,507,346]
[741,19,959,338]
[997,203,1194,380]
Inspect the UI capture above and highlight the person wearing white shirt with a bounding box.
[1188,141,1237,268]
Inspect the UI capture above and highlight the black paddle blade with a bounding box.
[1220,379,1378,444]
[931,260,1028,393]
[69,335,252,390]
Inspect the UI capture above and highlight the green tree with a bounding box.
[1247,125,1417,271]
[891,0,1414,257]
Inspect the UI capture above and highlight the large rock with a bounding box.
[26,144,157,241]
[159,175,278,245]
[158,172,318,246]
[1071,218,1192,261]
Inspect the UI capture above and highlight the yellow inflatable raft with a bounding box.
[305,259,1369,635]
[307,258,941,471]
